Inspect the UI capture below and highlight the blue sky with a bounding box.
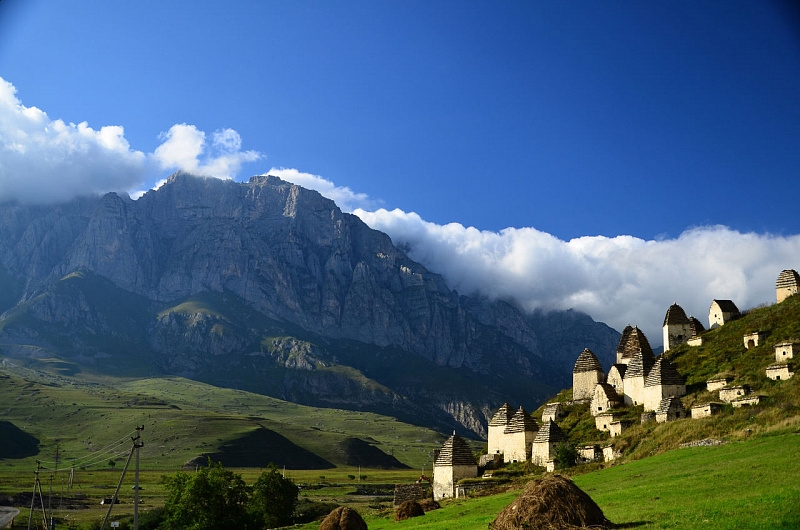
[1,1,800,344]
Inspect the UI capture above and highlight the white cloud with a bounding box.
[0,77,263,203]
[266,167,377,212]
[355,207,800,347]
[0,77,147,203]
[154,124,261,179]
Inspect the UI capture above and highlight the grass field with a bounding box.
[286,432,800,529]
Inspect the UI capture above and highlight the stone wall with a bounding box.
[573,370,604,401]
[394,484,428,506]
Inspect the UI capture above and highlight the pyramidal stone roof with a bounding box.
[532,419,568,444]
[645,356,685,387]
[663,303,690,326]
[504,406,539,434]
[609,363,627,379]
[620,326,654,365]
[656,396,685,415]
[488,403,515,427]
[624,345,656,379]
[776,269,800,289]
[573,348,603,374]
[434,433,477,467]
[595,382,620,401]
[689,316,705,336]
[616,325,634,358]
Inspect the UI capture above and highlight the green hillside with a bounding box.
[0,368,444,473]
[536,294,800,462]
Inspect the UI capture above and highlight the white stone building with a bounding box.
[691,402,723,419]
[500,407,538,463]
[642,356,686,412]
[774,341,798,362]
[776,269,800,303]
[743,331,767,350]
[709,300,740,329]
[719,385,750,403]
[572,348,605,401]
[591,383,621,416]
[766,363,794,381]
[487,403,514,456]
[531,419,568,466]
[655,396,687,423]
[433,433,478,501]
[663,303,692,352]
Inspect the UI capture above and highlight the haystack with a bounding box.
[418,498,441,512]
[395,500,425,521]
[490,474,611,530]
[319,506,368,530]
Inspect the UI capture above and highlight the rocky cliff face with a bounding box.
[0,173,619,436]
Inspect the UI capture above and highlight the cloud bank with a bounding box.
[2,76,797,349]
[0,78,147,203]
[0,77,261,203]
[355,208,800,346]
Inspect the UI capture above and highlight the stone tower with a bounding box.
[487,403,514,456]
[776,269,800,303]
[433,432,478,501]
[662,303,691,352]
[572,348,605,401]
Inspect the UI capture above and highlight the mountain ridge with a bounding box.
[0,172,619,435]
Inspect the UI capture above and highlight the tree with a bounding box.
[553,442,577,469]
[248,464,299,529]
[161,460,250,530]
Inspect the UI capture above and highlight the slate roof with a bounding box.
[434,433,477,466]
[645,356,685,387]
[504,406,539,434]
[619,326,654,361]
[623,328,656,379]
[532,419,568,444]
[656,396,685,415]
[616,325,634,359]
[711,299,740,315]
[776,269,800,289]
[663,303,690,326]
[594,383,620,402]
[488,403,514,427]
[689,316,705,336]
[573,348,603,374]
[609,364,627,379]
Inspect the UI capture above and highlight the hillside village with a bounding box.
[430,269,799,501]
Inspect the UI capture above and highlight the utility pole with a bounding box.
[133,425,144,530]
[27,461,48,530]
[100,428,140,530]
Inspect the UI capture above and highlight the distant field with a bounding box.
[0,367,445,474]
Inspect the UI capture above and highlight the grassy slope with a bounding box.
[304,432,798,530]
[0,369,444,473]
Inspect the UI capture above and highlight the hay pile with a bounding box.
[418,498,441,512]
[394,500,425,521]
[319,506,368,530]
[490,474,611,530]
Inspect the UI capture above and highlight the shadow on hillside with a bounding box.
[612,522,651,528]
[205,427,334,469]
[0,421,39,459]
[338,437,411,469]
